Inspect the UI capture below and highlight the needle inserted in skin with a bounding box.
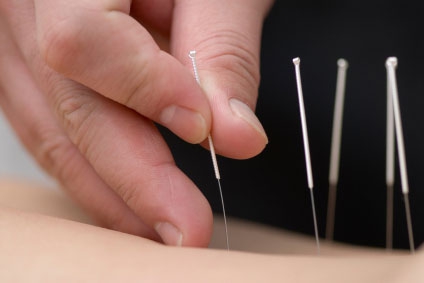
[189,50,229,251]
[386,57,415,253]
[326,59,348,241]
[293,57,320,253]
[385,61,395,250]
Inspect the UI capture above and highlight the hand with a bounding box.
[0,0,272,247]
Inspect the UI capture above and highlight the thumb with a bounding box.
[171,0,273,159]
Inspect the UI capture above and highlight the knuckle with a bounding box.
[54,88,96,147]
[33,127,76,180]
[48,83,100,161]
[56,91,86,128]
[38,17,83,73]
[196,29,261,90]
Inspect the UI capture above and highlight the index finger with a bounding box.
[34,0,211,144]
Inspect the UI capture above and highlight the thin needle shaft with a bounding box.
[386,57,415,253]
[326,58,348,241]
[189,50,229,251]
[386,183,394,250]
[293,57,320,253]
[385,61,395,250]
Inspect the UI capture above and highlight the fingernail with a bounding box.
[160,105,207,144]
[154,222,183,246]
[229,98,268,143]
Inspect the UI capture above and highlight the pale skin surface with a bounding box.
[0,0,272,247]
[1,178,423,282]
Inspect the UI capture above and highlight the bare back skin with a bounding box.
[1,177,422,282]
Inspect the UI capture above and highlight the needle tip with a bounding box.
[293,57,300,65]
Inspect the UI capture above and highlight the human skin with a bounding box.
[0,0,272,247]
[0,178,421,283]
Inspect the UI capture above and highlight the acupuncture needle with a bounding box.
[292,57,320,253]
[386,57,415,253]
[326,59,348,241]
[385,60,395,250]
[188,50,230,251]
